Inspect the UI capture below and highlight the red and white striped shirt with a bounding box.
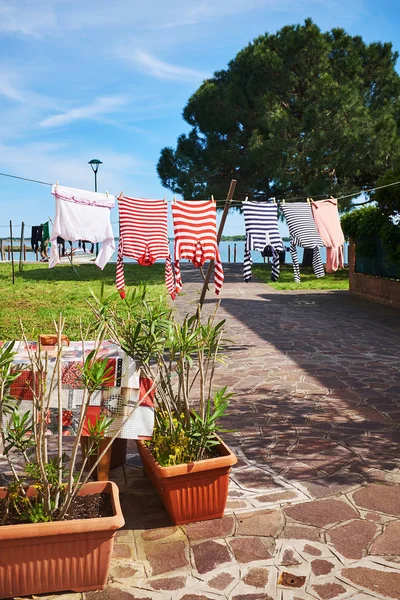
[172,200,223,295]
[116,197,175,299]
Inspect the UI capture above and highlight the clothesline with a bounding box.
[0,169,399,229]
[3,181,347,291]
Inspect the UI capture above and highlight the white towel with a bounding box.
[49,185,115,269]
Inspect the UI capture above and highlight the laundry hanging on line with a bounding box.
[242,201,284,283]
[43,179,346,290]
[311,198,345,273]
[49,184,115,269]
[116,196,175,299]
[172,200,223,296]
[30,225,42,252]
[31,221,50,261]
[281,202,325,282]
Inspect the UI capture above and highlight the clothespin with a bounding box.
[282,198,286,205]
[244,195,249,203]
[211,195,215,203]
[306,197,311,205]
[172,196,176,205]
[105,191,109,197]
[271,197,276,204]
[55,180,59,188]
[118,191,124,201]
[163,196,167,204]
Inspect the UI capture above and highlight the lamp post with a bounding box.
[88,159,102,255]
[88,158,102,192]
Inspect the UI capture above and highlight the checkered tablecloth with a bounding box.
[3,340,154,439]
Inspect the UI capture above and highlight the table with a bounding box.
[3,340,154,480]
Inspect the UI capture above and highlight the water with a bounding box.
[2,239,349,266]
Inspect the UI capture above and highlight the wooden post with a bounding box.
[7,246,10,260]
[10,221,15,284]
[234,243,237,263]
[0,239,3,261]
[199,179,236,308]
[24,244,26,262]
[19,222,24,272]
[228,244,231,263]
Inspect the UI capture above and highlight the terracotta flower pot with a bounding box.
[136,438,237,525]
[0,481,124,599]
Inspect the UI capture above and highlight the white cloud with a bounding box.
[0,68,60,112]
[119,49,209,82]
[39,95,129,128]
[0,0,366,40]
[144,19,198,30]
[0,81,24,102]
[0,1,57,37]
[0,141,150,193]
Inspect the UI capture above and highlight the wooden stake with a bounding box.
[0,239,3,261]
[228,244,231,263]
[234,243,237,263]
[19,222,24,272]
[199,179,236,308]
[10,221,15,284]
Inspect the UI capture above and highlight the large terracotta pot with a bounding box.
[137,438,237,525]
[0,481,124,599]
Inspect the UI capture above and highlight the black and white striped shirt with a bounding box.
[243,202,284,282]
[281,203,325,282]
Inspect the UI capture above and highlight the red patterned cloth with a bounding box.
[10,370,39,401]
[4,341,154,440]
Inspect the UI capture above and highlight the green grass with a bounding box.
[0,262,166,340]
[252,264,349,290]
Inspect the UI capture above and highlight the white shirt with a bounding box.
[49,185,115,269]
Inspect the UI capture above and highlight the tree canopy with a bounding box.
[375,167,400,220]
[157,19,400,209]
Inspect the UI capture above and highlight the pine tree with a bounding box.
[157,19,400,210]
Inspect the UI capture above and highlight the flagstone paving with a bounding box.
[8,265,400,600]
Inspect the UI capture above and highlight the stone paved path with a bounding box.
[10,265,400,599]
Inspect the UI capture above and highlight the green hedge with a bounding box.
[341,206,400,264]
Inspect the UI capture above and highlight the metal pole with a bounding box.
[198,179,236,308]
[19,222,24,272]
[94,170,99,256]
[10,220,15,284]
[228,244,231,263]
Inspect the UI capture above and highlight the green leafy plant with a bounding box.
[0,318,146,524]
[341,205,400,264]
[91,286,234,466]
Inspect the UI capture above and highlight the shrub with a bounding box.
[341,206,400,264]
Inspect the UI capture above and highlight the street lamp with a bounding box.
[88,159,102,255]
[88,158,102,192]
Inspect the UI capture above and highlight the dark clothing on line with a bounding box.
[31,226,43,252]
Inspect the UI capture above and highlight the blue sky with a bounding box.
[0,0,399,238]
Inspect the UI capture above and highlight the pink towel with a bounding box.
[311,198,345,273]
